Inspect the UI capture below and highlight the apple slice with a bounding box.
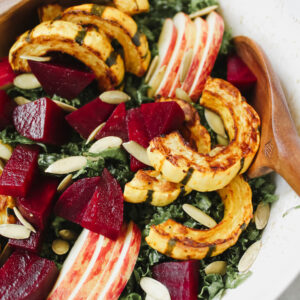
[155,13,193,97]
[181,17,208,96]
[188,12,224,101]
[147,19,177,88]
[48,221,141,300]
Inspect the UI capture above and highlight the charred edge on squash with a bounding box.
[25,30,32,43]
[6,207,14,216]
[179,185,186,198]
[111,39,124,58]
[181,167,194,185]
[205,245,216,258]
[240,222,247,231]
[165,238,177,256]
[105,51,118,67]
[91,4,105,17]
[75,30,87,45]
[132,31,141,47]
[145,190,154,204]
[238,157,245,174]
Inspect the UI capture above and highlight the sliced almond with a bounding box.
[100,91,131,105]
[140,277,171,300]
[183,203,217,228]
[13,207,36,233]
[45,156,87,174]
[53,100,77,113]
[85,122,106,145]
[20,55,51,62]
[57,174,73,193]
[147,65,166,98]
[145,295,158,300]
[122,141,152,166]
[175,88,192,102]
[254,202,270,230]
[238,240,262,273]
[89,136,122,154]
[0,159,4,172]
[13,73,41,90]
[59,229,77,241]
[0,224,31,239]
[179,49,193,83]
[189,5,219,19]
[204,109,226,138]
[52,239,70,255]
[205,261,227,275]
[217,134,229,146]
[0,140,13,160]
[14,96,31,105]
[145,55,160,84]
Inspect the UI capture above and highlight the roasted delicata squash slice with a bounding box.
[0,195,15,225]
[9,20,124,90]
[60,4,150,77]
[113,0,150,15]
[146,175,253,260]
[147,78,260,192]
[37,3,64,22]
[124,170,192,206]
[157,97,211,154]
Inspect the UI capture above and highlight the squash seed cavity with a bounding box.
[238,240,262,273]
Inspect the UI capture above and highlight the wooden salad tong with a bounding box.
[234,36,300,196]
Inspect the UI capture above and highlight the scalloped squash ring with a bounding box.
[147,77,261,192]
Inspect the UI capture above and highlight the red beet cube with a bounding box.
[126,107,150,172]
[16,177,58,230]
[227,54,257,92]
[95,103,128,142]
[0,57,16,90]
[54,177,101,224]
[152,260,199,300]
[0,250,58,300]
[13,97,69,145]
[65,97,116,139]
[0,145,39,197]
[81,169,124,240]
[28,60,95,100]
[141,102,185,140]
[0,90,15,130]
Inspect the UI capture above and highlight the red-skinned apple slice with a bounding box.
[147,19,177,87]
[188,12,224,101]
[181,17,208,95]
[48,221,141,300]
[155,13,193,97]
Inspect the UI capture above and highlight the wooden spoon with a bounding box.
[233,36,300,195]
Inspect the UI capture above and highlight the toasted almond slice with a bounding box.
[183,203,217,228]
[100,91,131,105]
[59,229,77,241]
[179,49,193,83]
[140,277,171,300]
[0,140,13,160]
[175,88,192,102]
[13,207,36,233]
[123,141,152,166]
[52,239,70,255]
[0,224,31,239]
[14,96,31,105]
[89,136,122,154]
[217,134,229,146]
[85,122,106,145]
[189,5,219,19]
[20,55,51,62]
[145,55,160,84]
[238,240,262,273]
[145,295,158,300]
[45,156,87,174]
[254,202,270,230]
[0,159,4,172]
[13,73,41,90]
[204,109,226,138]
[57,174,73,193]
[53,100,77,112]
[147,66,166,98]
[205,261,227,275]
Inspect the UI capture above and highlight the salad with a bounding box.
[0,0,278,299]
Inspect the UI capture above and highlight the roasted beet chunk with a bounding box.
[0,57,16,90]
[0,90,15,130]
[152,260,199,300]
[0,145,39,197]
[95,103,128,142]
[65,97,116,139]
[28,60,96,100]
[16,177,58,230]
[126,107,150,172]
[141,101,185,140]
[0,250,58,300]
[81,169,124,240]
[227,54,257,92]
[54,177,101,224]
[13,97,69,145]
